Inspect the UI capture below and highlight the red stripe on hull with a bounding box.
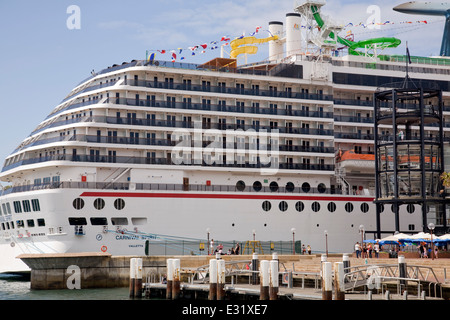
[80,191,374,202]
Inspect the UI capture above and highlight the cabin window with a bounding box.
[328,202,336,213]
[73,198,85,210]
[90,217,108,225]
[279,201,288,212]
[114,198,125,210]
[311,201,320,212]
[262,201,271,212]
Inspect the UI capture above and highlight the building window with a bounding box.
[262,201,271,211]
[27,219,35,227]
[94,198,105,210]
[279,201,288,212]
[37,219,45,227]
[406,204,415,214]
[73,198,85,210]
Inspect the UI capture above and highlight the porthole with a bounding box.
[269,181,279,192]
[285,182,295,192]
[262,201,271,211]
[311,201,320,212]
[253,181,262,192]
[327,202,336,213]
[317,183,326,193]
[73,198,85,210]
[295,201,304,212]
[345,202,354,213]
[94,198,105,210]
[114,198,125,210]
[236,180,246,191]
[301,182,310,193]
[361,203,369,213]
[279,201,288,212]
[406,203,415,214]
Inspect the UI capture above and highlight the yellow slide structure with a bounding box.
[230,35,278,59]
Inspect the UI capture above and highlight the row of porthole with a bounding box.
[262,201,370,213]
[73,198,125,210]
[237,180,326,193]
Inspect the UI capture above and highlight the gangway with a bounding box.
[343,263,443,297]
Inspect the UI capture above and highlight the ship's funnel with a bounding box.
[393,1,450,56]
[268,21,284,62]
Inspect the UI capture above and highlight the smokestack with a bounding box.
[286,13,302,57]
[269,21,284,62]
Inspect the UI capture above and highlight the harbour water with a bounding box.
[0,274,129,300]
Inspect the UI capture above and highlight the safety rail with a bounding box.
[343,264,441,296]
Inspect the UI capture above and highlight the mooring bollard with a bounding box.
[209,259,218,300]
[217,259,225,300]
[129,258,136,298]
[322,261,332,300]
[172,259,181,300]
[166,259,173,300]
[269,260,279,300]
[260,260,270,300]
[251,253,259,285]
[134,258,143,299]
[334,262,345,300]
[398,255,407,293]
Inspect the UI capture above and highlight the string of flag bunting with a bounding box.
[146,20,429,62]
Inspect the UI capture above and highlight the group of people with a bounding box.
[354,241,380,259]
[210,239,240,255]
[301,244,312,255]
[418,243,439,259]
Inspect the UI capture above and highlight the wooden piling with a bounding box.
[398,255,407,293]
[269,260,279,300]
[166,258,173,300]
[322,261,332,300]
[217,259,225,300]
[251,253,259,285]
[129,258,136,298]
[134,258,143,299]
[260,260,270,300]
[209,259,217,300]
[334,262,345,300]
[172,259,181,300]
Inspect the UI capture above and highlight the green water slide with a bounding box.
[310,4,401,55]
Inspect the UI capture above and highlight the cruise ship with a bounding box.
[1,1,449,273]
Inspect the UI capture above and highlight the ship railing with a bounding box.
[1,154,336,174]
[3,181,347,195]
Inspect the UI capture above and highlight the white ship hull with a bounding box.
[0,188,422,273]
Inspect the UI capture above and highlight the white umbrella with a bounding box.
[437,234,450,240]
[379,233,410,244]
[407,232,433,241]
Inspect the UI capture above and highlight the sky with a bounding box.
[0,0,445,168]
